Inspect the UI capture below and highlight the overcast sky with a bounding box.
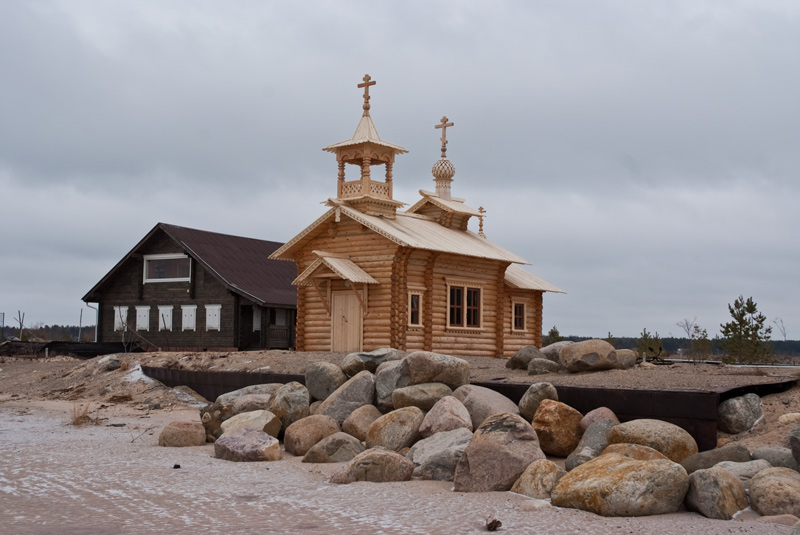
[1,0,798,339]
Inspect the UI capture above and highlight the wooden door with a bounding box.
[331,292,362,351]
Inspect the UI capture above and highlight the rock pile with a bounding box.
[156,343,799,525]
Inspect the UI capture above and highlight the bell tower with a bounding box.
[323,74,408,218]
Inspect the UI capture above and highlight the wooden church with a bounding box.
[270,75,563,357]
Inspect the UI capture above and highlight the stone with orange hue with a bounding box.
[510,459,566,499]
[284,414,340,456]
[158,421,207,447]
[366,406,424,452]
[342,403,382,442]
[607,419,698,463]
[531,399,583,457]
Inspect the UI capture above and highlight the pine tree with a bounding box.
[719,295,772,364]
[544,325,563,346]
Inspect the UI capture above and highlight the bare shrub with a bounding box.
[71,403,101,426]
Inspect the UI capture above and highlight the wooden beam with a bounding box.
[352,285,368,315]
[312,280,331,315]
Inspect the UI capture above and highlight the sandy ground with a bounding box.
[1,352,799,534]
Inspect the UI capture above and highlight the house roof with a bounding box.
[83,223,297,307]
[293,254,379,287]
[504,264,565,294]
[271,204,529,264]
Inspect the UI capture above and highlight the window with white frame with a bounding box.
[182,305,197,331]
[143,254,191,283]
[113,306,128,331]
[135,306,150,331]
[252,306,261,332]
[206,304,221,331]
[158,305,173,331]
[448,284,482,328]
[408,292,423,326]
[512,301,527,332]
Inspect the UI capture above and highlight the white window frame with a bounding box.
[113,306,128,331]
[205,304,221,331]
[143,253,191,283]
[408,291,423,327]
[135,306,150,331]
[182,305,197,331]
[252,306,261,332]
[511,299,528,333]
[158,305,173,332]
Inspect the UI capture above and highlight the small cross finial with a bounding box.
[478,206,486,237]
[358,74,376,116]
[434,116,454,158]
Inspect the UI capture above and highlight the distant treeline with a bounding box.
[559,335,800,357]
[1,324,95,342]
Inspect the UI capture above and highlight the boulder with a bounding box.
[213,428,282,462]
[309,400,322,414]
[419,395,472,438]
[400,351,470,389]
[219,410,282,438]
[758,514,800,526]
[330,448,414,484]
[551,452,690,516]
[603,443,669,461]
[231,394,274,416]
[518,383,558,421]
[749,467,800,517]
[375,360,405,411]
[606,419,698,463]
[453,412,545,492]
[365,406,425,452]
[680,444,751,474]
[392,382,453,411]
[158,421,207,447]
[506,346,547,370]
[715,459,773,490]
[406,428,473,481]
[217,383,282,408]
[342,404,382,442]
[315,370,376,425]
[718,393,763,434]
[284,414,340,456]
[752,446,799,472]
[302,432,365,463]
[580,407,619,432]
[510,459,566,499]
[527,358,560,375]
[791,424,800,466]
[341,348,404,377]
[778,413,800,427]
[453,384,520,430]
[304,362,348,401]
[531,399,583,457]
[267,381,310,432]
[540,341,574,362]
[201,383,282,441]
[685,466,748,520]
[565,420,616,471]
[558,339,628,373]
[615,349,638,369]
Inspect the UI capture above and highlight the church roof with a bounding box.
[406,190,483,217]
[504,264,565,293]
[293,254,379,287]
[323,114,408,154]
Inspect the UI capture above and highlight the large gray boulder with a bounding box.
[606,419,698,463]
[200,383,282,441]
[531,399,583,457]
[518,382,558,421]
[406,428,473,481]
[399,351,470,389]
[566,419,616,471]
[419,395,472,438]
[302,432,365,463]
[685,466,748,520]
[749,467,800,517]
[330,448,414,484]
[718,393,763,434]
[680,444,751,474]
[551,452,690,517]
[527,358,561,375]
[365,406,425,452]
[214,428,282,462]
[315,370,375,425]
[453,384,520,430]
[453,412,546,492]
[267,381,310,432]
[341,348,404,376]
[305,362,348,402]
[506,346,547,370]
[375,360,406,411]
[231,394,274,416]
[540,341,574,362]
[752,446,800,472]
[216,383,282,407]
[510,459,566,499]
[715,459,772,490]
[391,382,452,411]
[559,339,628,373]
[284,414,340,456]
[580,407,619,431]
[342,404,382,442]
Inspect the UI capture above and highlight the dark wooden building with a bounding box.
[83,223,297,351]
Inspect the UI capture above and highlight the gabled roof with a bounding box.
[323,114,409,154]
[293,254,379,287]
[270,204,529,264]
[504,264,565,294]
[406,190,482,217]
[83,223,297,307]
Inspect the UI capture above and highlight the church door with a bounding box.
[331,292,362,351]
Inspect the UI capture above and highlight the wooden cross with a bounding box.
[435,116,454,157]
[358,74,376,114]
[478,206,486,237]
